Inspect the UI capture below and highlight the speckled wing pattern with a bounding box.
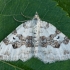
[0,13,70,63]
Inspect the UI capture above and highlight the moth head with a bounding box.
[33,12,40,21]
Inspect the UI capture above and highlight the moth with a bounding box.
[0,12,70,63]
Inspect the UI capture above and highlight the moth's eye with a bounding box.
[34,18,38,21]
[57,36,60,39]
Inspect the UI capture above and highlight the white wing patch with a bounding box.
[0,12,70,63]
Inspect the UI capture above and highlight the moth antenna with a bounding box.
[13,16,27,23]
[21,12,32,19]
